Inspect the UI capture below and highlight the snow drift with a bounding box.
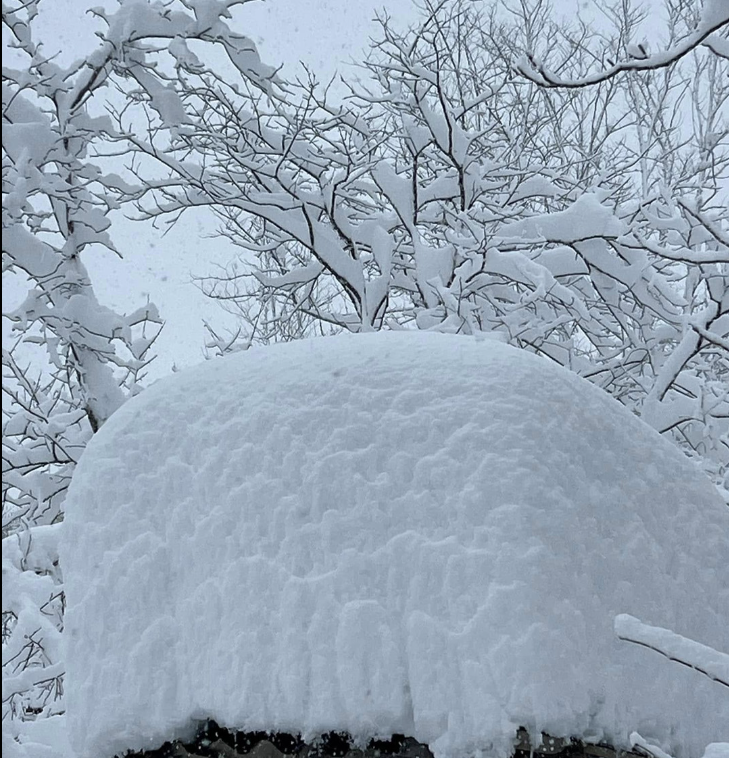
[61,332,729,758]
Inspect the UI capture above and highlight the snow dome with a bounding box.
[61,332,729,758]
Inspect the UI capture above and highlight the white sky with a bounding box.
[9,0,658,378]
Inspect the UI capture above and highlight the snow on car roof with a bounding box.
[62,332,729,758]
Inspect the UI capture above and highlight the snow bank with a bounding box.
[61,332,729,758]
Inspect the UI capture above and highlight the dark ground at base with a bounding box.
[121,721,648,758]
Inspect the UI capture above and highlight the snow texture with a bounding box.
[3,716,71,758]
[61,332,729,758]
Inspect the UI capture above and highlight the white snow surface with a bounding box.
[3,716,71,758]
[61,332,729,758]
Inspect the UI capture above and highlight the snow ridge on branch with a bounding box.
[615,614,729,689]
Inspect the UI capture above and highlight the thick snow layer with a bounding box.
[61,332,729,758]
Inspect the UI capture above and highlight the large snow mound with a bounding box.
[62,332,729,758]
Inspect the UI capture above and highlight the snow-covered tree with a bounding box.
[3,0,154,724]
[512,0,729,489]
[2,0,273,730]
[115,0,728,491]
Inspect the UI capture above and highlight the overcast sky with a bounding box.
[34,0,588,72]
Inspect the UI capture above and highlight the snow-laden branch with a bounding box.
[517,0,729,88]
[2,524,64,720]
[615,614,729,688]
